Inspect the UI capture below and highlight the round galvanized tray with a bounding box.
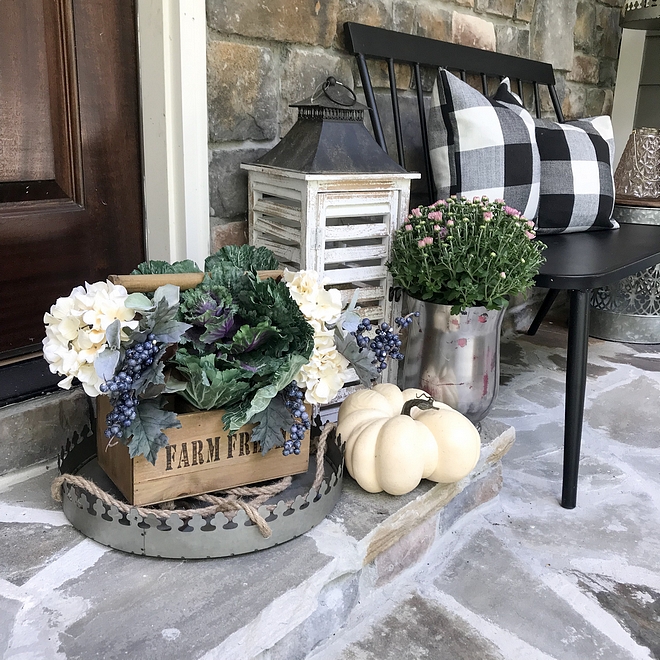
[58,427,344,558]
[590,205,660,343]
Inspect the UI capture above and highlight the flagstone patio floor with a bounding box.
[1,319,659,659]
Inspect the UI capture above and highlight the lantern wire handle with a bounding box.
[311,77,357,107]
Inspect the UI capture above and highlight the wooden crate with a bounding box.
[97,269,308,506]
[96,397,311,506]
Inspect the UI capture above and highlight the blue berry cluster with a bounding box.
[352,313,420,373]
[102,391,138,438]
[394,312,420,329]
[100,334,160,439]
[282,381,309,456]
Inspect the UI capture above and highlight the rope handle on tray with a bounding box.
[52,422,336,539]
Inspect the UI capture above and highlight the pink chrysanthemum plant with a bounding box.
[387,196,545,314]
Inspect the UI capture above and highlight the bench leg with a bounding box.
[562,289,591,509]
[527,289,560,336]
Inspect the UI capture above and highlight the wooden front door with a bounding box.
[0,0,144,360]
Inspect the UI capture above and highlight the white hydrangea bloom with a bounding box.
[308,319,335,352]
[295,346,351,405]
[284,269,351,402]
[283,269,342,326]
[42,281,138,396]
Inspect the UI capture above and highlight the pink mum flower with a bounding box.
[446,219,454,227]
[434,199,447,206]
[483,212,493,220]
[433,224,440,231]
[526,220,535,228]
[505,206,520,217]
[411,208,422,218]
[473,196,481,203]
[428,211,443,221]
[405,224,413,231]
[417,239,426,248]
[525,230,535,240]
[495,198,505,204]
[424,236,434,245]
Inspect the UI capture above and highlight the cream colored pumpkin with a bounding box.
[413,408,481,483]
[337,384,480,495]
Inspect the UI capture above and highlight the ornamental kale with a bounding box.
[131,259,201,275]
[169,350,253,411]
[204,244,280,273]
[178,277,237,352]
[171,246,314,431]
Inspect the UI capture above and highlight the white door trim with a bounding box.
[136,0,210,268]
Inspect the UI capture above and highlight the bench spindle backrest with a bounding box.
[345,22,564,205]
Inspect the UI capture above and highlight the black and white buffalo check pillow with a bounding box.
[495,84,618,234]
[532,116,618,234]
[428,69,540,219]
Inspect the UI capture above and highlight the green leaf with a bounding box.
[163,376,188,394]
[334,329,378,387]
[222,353,308,431]
[105,320,122,350]
[228,322,276,354]
[340,310,361,334]
[236,276,314,359]
[124,292,153,311]
[250,394,292,455]
[204,263,249,296]
[125,398,181,465]
[152,320,191,345]
[169,259,202,274]
[135,291,190,344]
[171,350,253,410]
[132,346,168,395]
[153,283,180,308]
[131,259,201,275]
[205,244,280,273]
[131,260,173,275]
[94,348,120,382]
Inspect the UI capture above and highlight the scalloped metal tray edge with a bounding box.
[58,427,344,559]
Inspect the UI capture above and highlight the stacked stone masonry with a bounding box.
[207,0,626,246]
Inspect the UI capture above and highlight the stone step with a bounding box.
[0,388,91,475]
[253,420,514,660]
[0,417,513,659]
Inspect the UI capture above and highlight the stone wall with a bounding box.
[207,0,625,249]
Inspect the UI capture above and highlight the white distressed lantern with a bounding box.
[241,79,419,388]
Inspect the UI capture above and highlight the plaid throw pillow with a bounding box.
[428,69,540,219]
[533,117,617,234]
[495,85,618,234]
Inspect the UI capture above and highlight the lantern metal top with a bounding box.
[621,1,660,29]
[255,77,408,175]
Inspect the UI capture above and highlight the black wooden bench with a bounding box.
[345,21,660,509]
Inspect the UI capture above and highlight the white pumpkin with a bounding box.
[337,384,480,495]
[412,407,481,483]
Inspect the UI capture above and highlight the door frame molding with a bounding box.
[136,0,210,269]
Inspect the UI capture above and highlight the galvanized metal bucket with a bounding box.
[398,294,507,423]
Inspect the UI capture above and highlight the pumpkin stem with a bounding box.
[401,396,435,417]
